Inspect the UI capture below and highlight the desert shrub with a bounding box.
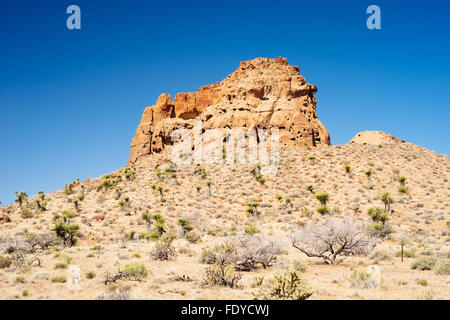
[121,262,148,280]
[253,271,314,300]
[398,186,408,194]
[315,192,329,205]
[316,205,330,215]
[10,251,40,271]
[25,233,59,252]
[21,208,33,219]
[244,224,261,235]
[292,218,376,265]
[199,248,217,264]
[306,185,315,194]
[0,256,12,269]
[54,262,68,269]
[411,256,437,270]
[370,250,392,262]
[350,268,376,289]
[199,243,236,265]
[291,260,308,272]
[185,231,201,243]
[432,259,450,275]
[86,271,96,279]
[96,284,132,300]
[203,264,241,288]
[151,232,176,261]
[394,248,416,258]
[416,279,428,286]
[52,275,67,283]
[234,235,281,271]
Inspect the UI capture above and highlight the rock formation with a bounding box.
[129,57,331,164]
[348,131,405,146]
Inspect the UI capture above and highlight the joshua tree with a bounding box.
[115,186,124,199]
[206,181,212,197]
[154,213,166,236]
[366,207,393,237]
[155,185,164,200]
[344,163,351,174]
[53,211,79,247]
[141,212,153,232]
[315,192,329,205]
[380,192,394,214]
[14,191,28,207]
[178,218,193,237]
[365,169,373,184]
[246,202,260,217]
[64,183,74,195]
[35,191,47,211]
[307,155,316,165]
[285,197,293,208]
[306,185,315,194]
[397,175,407,186]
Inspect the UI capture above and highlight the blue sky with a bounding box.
[0,0,449,204]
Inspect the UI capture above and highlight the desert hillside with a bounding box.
[0,58,448,300]
[0,135,448,299]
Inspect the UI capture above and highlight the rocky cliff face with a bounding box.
[129,57,331,164]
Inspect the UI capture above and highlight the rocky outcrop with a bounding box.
[348,131,405,146]
[129,57,331,164]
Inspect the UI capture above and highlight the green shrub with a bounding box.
[398,186,408,194]
[245,224,261,235]
[433,259,450,275]
[54,262,68,269]
[122,262,148,280]
[370,250,392,262]
[291,260,308,273]
[350,268,374,289]
[0,256,12,269]
[21,208,33,219]
[254,271,314,300]
[316,205,330,215]
[411,256,437,270]
[394,249,416,258]
[52,275,67,283]
[416,279,428,286]
[86,271,96,279]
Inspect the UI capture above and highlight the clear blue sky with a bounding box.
[1,0,449,204]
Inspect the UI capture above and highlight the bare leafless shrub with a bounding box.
[234,235,281,271]
[151,233,176,261]
[25,233,60,252]
[292,218,376,265]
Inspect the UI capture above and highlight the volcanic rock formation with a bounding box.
[129,57,331,164]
